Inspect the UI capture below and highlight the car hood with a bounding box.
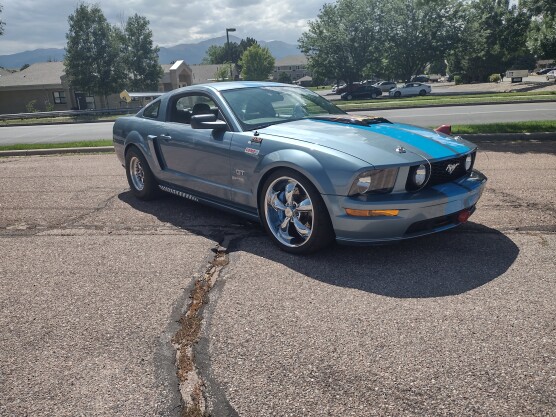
[259,115,475,166]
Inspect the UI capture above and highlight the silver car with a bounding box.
[389,82,432,97]
[373,81,397,92]
[113,82,486,254]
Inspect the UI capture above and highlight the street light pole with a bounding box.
[226,28,236,80]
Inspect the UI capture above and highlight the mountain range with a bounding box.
[0,36,300,69]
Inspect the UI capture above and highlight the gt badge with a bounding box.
[250,136,263,144]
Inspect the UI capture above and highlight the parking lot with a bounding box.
[1,141,555,416]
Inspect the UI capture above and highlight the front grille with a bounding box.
[428,154,471,186]
[405,152,475,191]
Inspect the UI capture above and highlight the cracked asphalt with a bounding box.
[1,142,555,416]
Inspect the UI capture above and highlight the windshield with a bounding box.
[220,86,346,130]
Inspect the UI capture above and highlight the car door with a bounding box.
[155,93,233,201]
[403,83,418,96]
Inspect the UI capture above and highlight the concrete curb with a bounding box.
[0,146,114,157]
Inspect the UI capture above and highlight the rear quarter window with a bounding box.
[143,101,160,119]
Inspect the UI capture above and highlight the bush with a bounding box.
[26,100,38,113]
[489,73,501,83]
[454,75,463,85]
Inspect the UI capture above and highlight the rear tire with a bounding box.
[125,146,160,200]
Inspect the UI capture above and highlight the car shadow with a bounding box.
[119,192,519,299]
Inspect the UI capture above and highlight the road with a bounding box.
[1,101,556,145]
[1,143,555,416]
[354,102,556,127]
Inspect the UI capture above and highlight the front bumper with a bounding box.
[323,169,487,244]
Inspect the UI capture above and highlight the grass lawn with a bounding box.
[0,140,112,151]
[451,120,556,134]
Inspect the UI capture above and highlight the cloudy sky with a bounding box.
[1,0,326,55]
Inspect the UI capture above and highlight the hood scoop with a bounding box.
[310,115,392,126]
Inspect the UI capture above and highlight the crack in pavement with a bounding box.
[171,237,237,417]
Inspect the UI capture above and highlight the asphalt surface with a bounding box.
[1,101,556,146]
[1,144,555,416]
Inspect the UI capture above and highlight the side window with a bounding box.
[169,94,219,124]
[143,101,160,119]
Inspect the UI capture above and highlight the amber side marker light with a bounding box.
[345,209,400,217]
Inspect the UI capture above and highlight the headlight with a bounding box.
[414,164,427,186]
[349,168,398,196]
[465,153,474,171]
[406,163,430,191]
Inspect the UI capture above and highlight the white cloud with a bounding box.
[1,0,326,55]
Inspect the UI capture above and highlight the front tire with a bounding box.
[260,169,334,254]
[394,91,401,98]
[125,147,160,200]
[419,89,427,96]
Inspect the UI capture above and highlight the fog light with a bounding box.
[457,209,471,223]
[345,209,399,217]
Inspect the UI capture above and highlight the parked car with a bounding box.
[411,75,430,82]
[335,83,363,95]
[340,85,382,100]
[113,82,486,254]
[389,82,432,97]
[537,67,555,75]
[372,81,397,92]
[546,70,556,81]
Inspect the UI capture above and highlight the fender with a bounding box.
[255,148,358,197]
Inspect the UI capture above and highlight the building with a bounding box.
[272,55,309,84]
[0,60,238,114]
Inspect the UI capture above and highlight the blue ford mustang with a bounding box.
[113,81,487,254]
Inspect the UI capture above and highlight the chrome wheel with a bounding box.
[264,176,314,248]
[129,156,145,191]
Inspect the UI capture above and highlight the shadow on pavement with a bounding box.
[119,192,519,299]
[477,139,556,155]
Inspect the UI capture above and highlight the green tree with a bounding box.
[299,0,388,85]
[277,71,292,83]
[64,4,125,107]
[202,38,258,65]
[121,14,163,91]
[239,44,275,81]
[384,0,466,82]
[214,63,232,81]
[447,0,531,82]
[524,0,556,61]
[521,0,556,16]
[527,15,556,60]
[0,4,5,36]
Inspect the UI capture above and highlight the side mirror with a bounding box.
[191,114,228,130]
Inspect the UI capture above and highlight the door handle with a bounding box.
[147,134,172,141]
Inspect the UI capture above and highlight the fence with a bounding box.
[0,107,141,121]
